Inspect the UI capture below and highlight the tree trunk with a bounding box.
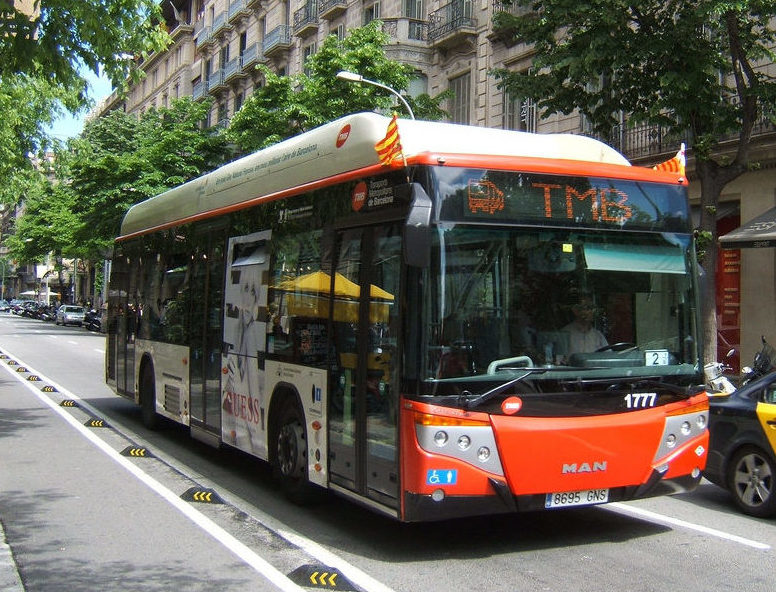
[696,160,722,366]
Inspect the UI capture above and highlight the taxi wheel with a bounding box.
[727,446,776,517]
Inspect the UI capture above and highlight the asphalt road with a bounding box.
[0,313,774,592]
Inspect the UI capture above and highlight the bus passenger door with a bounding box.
[329,224,401,508]
[190,237,225,442]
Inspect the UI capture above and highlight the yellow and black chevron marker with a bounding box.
[27,375,40,381]
[121,446,152,458]
[15,367,27,373]
[84,418,107,428]
[60,400,77,407]
[7,360,17,365]
[0,354,7,359]
[42,386,58,393]
[288,565,355,590]
[181,487,223,504]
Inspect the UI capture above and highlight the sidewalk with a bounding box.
[0,517,23,592]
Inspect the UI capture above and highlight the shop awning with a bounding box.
[720,207,776,249]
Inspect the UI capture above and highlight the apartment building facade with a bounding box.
[99,0,776,366]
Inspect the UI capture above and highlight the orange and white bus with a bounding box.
[106,112,709,521]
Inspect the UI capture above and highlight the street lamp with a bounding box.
[336,70,415,120]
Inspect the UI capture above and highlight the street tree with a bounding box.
[8,97,230,302]
[228,22,449,152]
[0,0,168,185]
[493,0,776,363]
[66,97,230,258]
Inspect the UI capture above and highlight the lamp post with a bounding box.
[336,71,415,120]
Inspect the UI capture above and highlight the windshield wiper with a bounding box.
[460,368,548,410]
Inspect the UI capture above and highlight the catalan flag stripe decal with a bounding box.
[374,113,404,165]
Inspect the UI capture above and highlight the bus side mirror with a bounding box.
[404,183,432,268]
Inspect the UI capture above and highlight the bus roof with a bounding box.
[119,112,637,238]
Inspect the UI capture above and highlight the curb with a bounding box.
[0,518,23,592]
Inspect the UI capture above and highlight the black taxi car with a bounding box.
[704,370,776,517]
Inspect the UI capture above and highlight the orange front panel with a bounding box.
[491,411,664,494]
[400,406,505,497]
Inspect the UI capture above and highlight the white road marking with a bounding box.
[605,502,771,550]
[0,349,397,592]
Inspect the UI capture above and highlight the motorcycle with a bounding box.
[705,336,776,394]
[84,309,102,332]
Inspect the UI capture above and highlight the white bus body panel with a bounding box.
[134,339,191,425]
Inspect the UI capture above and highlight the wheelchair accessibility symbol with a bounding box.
[426,469,457,486]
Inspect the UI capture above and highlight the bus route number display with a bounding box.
[437,169,690,231]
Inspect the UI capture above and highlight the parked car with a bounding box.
[704,370,776,517]
[56,305,86,326]
[0,299,9,312]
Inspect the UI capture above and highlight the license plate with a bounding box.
[545,488,609,509]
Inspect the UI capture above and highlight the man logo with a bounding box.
[562,461,608,474]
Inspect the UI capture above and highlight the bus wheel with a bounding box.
[727,446,776,517]
[140,365,160,430]
[273,401,315,503]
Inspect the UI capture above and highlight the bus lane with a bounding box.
[0,316,774,592]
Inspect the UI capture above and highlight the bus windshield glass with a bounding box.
[423,172,699,384]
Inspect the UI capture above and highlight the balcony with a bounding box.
[207,68,226,93]
[428,0,477,49]
[240,42,264,70]
[318,0,347,21]
[211,12,232,37]
[247,0,262,8]
[223,56,241,82]
[228,0,252,22]
[192,79,207,101]
[263,25,292,58]
[293,2,318,38]
[194,25,214,49]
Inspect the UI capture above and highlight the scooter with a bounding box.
[705,336,775,394]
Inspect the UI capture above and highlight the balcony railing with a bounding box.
[263,25,292,57]
[207,68,225,91]
[228,0,252,21]
[428,0,477,45]
[293,2,318,37]
[192,80,207,100]
[224,56,241,82]
[318,0,347,20]
[241,42,263,69]
[194,25,213,47]
[212,12,231,36]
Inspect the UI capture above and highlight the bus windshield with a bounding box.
[422,226,700,383]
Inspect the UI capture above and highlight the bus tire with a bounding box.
[140,364,160,430]
[272,399,316,503]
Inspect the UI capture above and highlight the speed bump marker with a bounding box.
[181,487,223,504]
[60,400,78,407]
[121,446,152,458]
[42,386,58,393]
[27,375,40,381]
[85,418,107,428]
[288,565,355,590]
[7,360,17,365]
[15,367,27,373]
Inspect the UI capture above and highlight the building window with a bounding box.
[404,0,423,19]
[449,72,470,124]
[364,2,380,24]
[334,23,346,40]
[302,42,317,76]
[235,91,244,114]
[218,103,228,127]
[503,91,536,133]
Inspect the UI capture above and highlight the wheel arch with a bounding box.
[267,381,305,464]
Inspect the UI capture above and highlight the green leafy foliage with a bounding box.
[9,98,230,264]
[0,0,169,190]
[492,0,776,362]
[228,22,449,152]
